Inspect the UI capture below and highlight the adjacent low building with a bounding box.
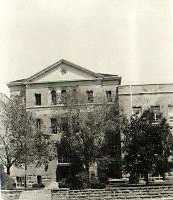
[118,84,173,130]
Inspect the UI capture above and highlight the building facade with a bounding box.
[7,59,121,187]
[7,59,173,187]
[118,84,173,130]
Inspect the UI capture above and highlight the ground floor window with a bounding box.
[37,175,42,185]
[16,176,25,187]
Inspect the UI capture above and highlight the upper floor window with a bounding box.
[151,105,161,122]
[51,90,57,105]
[168,106,173,126]
[51,118,57,134]
[61,90,67,104]
[86,90,94,103]
[72,88,78,104]
[35,93,41,105]
[169,116,173,123]
[106,91,112,102]
[36,118,41,131]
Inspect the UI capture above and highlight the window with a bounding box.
[37,176,42,185]
[56,90,62,103]
[151,106,161,122]
[35,93,41,105]
[44,163,48,172]
[51,118,57,134]
[61,117,68,132]
[168,106,173,129]
[132,106,142,116]
[16,176,25,187]
[51,90,57,105]
[61,90,67,104]
[86,90,94,103]
[72,88,78,104]
[36,118,41,131]
[106,91,112,102]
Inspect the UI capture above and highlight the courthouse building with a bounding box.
[7,59,173,187]
[7,59,121,187]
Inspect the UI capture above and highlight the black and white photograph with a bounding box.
[1,0,173,199]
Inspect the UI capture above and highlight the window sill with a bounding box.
[57,162,71,166]
[152,121,160,125]
[26,102,114,109]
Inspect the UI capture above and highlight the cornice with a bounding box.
[26,102,114,110]
[7,59,120,87]
[119,91,173,96]
[23,78,120,88]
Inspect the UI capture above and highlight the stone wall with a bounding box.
[118,84,173,119]
[1,190,22,200]
[25,81,119,135]
[25,81,119,108]
[51,185,173,200]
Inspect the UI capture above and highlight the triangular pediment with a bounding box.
[26,59,102,83]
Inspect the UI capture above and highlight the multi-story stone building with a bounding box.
[7,59,121,187]
[7,59,173,187]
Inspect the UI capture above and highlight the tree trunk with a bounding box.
[144,173,149,185]
[85,163,90,177]
[24,162,27,189]
[84,162,90,187]
[7,166,11,175]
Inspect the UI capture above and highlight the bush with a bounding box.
[58,172,106,189]
[75,171,90,189]
[90,177,105,189]
[59,178,69,188]
[97,157,112,184]
[2,175,16,190]
[58,171,90,189]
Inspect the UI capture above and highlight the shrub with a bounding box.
[90,177,105,189]
[59,178,69,188]
[2,175,16,190]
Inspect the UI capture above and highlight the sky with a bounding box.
[1,0,173,95]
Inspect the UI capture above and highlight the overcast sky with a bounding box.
[1,0,173,94]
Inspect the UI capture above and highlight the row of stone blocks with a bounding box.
[51,185,173,200]
[2,185,173,200]
[1,190,22,200]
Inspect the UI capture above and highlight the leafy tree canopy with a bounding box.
[123,109,173,184]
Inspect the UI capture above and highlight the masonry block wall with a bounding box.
[8,76,120,186]
[118,84,173,122]
[51,185,173,200]
[25,80,119,135]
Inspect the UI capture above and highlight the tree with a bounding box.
[0,94,56,182]
[123,109,173,184]
[57,88,128,188]
[0,94,34,176]
[100,103,127,180]
[55,88,106,187]
[64,107,104,184]
[32,129,56,168]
